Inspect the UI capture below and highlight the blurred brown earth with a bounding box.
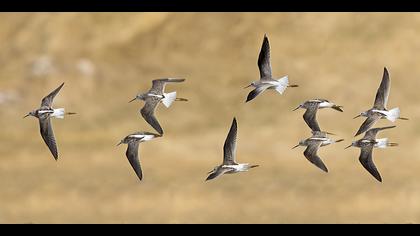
[0,13,419,223]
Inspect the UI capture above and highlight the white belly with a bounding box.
[223,163,248,172]
[147,93,164,99]
[319,101,332,108]
[38,110,53,114]
[130,134,155,141]
[321,140,333,146]
[372,109,387,115]
[310,137,329,141]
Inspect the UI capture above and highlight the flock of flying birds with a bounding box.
[23,34,408,183]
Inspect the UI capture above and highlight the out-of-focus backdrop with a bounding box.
[0,13,419,223]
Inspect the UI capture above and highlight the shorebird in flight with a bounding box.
[292,131,344,173]
[293,99,343,131]
[117,132,162,181]
[206,117,259,181]
[244,34,298,103]
[345,126,398,182]
[24,82,76,160]
[129,78,187,135]
[354,67,408,136]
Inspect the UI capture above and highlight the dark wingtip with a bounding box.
[318,166,328,173]
[332,106,344,112]
[354,130,363,137]
[383,67,389,77]
[57,82,65,90]
[205,175,214,182]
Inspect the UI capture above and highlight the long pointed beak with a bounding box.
[23,114,30,119]
[244,84,252,89]
[128,97,137,103]
[292,105,300,111]
[292,144,300,149]
[325,131,336,135]
[344,144,352,149]
[116,141,123,146]
[353,114,361,119]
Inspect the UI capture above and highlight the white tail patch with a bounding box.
[275,76,289,94]
[52,108,65,119]
[375,138,389,148]
[131,134,156,141]
[319,101,333,108]
[385,107,400,122]
[162,92,177,108]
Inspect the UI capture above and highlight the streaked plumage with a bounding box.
[117,132,161,181]
[206,117,259,181]
[244,34,298,103]
[346,126,398,182]
[293,99,343,132]
[354,67,408,136]
[293,131,344,173]
[24,82,76,160]
[129,78,187,135]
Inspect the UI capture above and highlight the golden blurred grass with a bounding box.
[0,13,419,223]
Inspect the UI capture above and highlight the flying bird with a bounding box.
[293,99,343,132]
[117,132,162,181]
[24,82,76,160]
[129,78,188,135]
[354,67,408,136]
[206,117,259,181]
[244,34,298,103]
[292,131,344,173]
[345,126,398,182]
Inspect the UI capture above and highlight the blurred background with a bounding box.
[0,13,419,223]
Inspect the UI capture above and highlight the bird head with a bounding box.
[244,82,255,89]
[344,142,356,149]
[23,110,36,119]
[129,94,145,103]
[353,111,367,119]
[292,140,304,149]
[207,166,218,174]
[292,104,302,111]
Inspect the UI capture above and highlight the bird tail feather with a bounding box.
[275,76,289,94]
[52,108,65,119]
[385,107,400,122]
[162,92,177,108]
[375,138,389,148]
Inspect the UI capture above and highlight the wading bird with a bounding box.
[117,132,162,181]
[293,99,343,131]
[129,78,187,135]
[345,126,398,182]
[354,67,408,136]
[206,117,259,181]
[292,131,344,173]
[24,82,76,160]
[244,34,298,103]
